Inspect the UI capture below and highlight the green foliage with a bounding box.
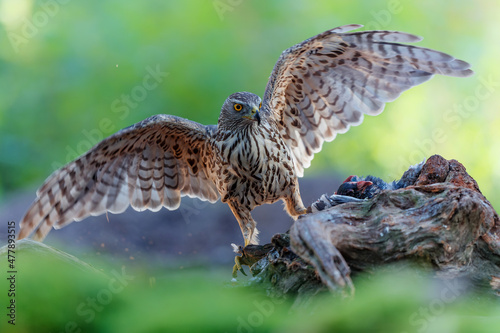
[0,0,498,212]
[1,241,500,332]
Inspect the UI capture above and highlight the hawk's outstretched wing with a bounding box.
[261,24,473,177]
[19,115,219,241]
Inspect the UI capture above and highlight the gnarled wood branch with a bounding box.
[244,155,500,299]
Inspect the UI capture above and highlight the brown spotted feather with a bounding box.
[19,115,219,240]
[261,24,472,176]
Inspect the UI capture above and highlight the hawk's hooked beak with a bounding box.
[243,107,261,125]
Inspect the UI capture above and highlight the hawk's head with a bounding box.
[218,92,262,130]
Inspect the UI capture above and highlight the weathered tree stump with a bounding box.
[242,155,500,300]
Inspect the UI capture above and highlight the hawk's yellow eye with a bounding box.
[234,104,242,112]
[259,102,262,109]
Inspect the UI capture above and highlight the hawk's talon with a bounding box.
[232,255,247,278]
[230,242,275,278]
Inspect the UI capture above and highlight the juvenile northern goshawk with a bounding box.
[18,24,472,247]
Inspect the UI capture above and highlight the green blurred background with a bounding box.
[1,0,500,331]
[0,0,498,209]
[2,240,500,333]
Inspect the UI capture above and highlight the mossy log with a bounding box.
[242,155,500,299]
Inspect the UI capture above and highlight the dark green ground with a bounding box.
[1,240,499,333]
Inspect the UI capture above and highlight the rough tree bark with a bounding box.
[239,155,500,300]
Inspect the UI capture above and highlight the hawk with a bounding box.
[18,24,472,249]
